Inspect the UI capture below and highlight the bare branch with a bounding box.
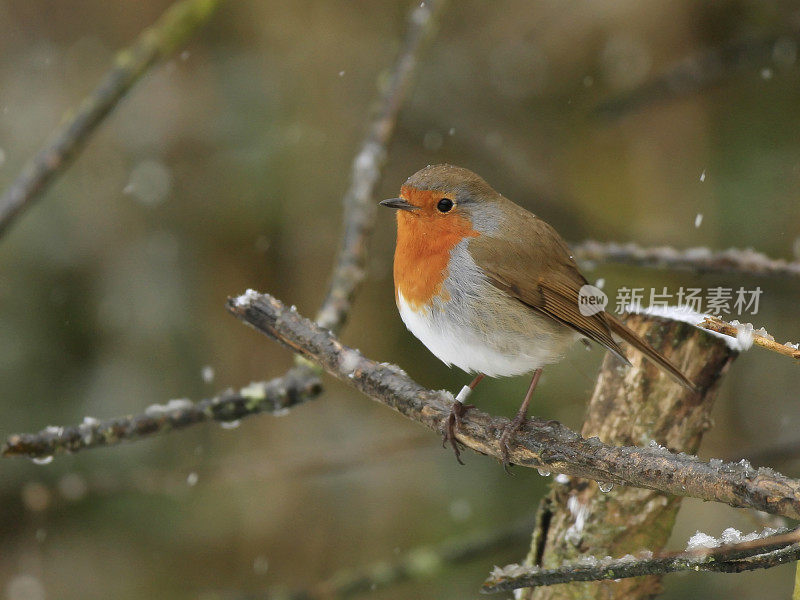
[2,368,321,459]
[226,290,800,519]
[571,240,800,278]
[0,0,223,237]
[482,528,800,593]
[699,316,800,361]
[315,0,447,334]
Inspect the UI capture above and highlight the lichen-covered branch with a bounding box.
[2,368,321,459]
[483,528,800,593]
[0,0,222,237]
[226,290,800,519]
[266,518,532,600]
[571,240,800,278]
[314,0,446,333]
[699,316,800,360]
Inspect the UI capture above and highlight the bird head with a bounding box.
[380,164,502,233]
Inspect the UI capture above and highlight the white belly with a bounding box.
[397,291,574,378]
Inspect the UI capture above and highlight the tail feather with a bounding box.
[605,314,699,393]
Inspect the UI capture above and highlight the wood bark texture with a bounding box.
[522,313,737,600]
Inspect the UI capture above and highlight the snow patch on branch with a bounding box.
[686,526,788,551]
[234,288,260,307]
[625,304,757,351]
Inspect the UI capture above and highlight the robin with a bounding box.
[380,164,696,467]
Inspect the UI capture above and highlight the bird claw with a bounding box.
[498,411,528,474]
[442,400,474,465]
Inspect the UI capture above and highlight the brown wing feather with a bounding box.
[469,197,697,391]
[468,201,629,365]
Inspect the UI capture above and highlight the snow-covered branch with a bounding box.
[226,290,800,520]
[698,316,800,360]
[2,369,322,459]
[483,527,800,593]
[571,240,800,278]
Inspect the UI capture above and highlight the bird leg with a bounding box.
[443,373,484,464]
[499,368,543,471]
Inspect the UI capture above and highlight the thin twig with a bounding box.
[260,518,533,600]
[0,0,223,237]
[482,528,800,592]
[571,240,800,278]
[226,290,800,519]
[699,316,800,361]
[314,0,446,333]
[2,368,321,458]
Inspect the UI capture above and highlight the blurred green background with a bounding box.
[1,1,799,598]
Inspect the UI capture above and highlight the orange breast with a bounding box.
[393,205,479,310]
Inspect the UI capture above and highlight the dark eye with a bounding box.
[437,198,454,213]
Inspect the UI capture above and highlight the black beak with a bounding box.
[379,198,418,212]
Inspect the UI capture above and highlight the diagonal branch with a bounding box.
[571,240,800,278]
[482,528,800,593]
[2,368,321,458]
[0,0,223,237]
[225,290,800,520]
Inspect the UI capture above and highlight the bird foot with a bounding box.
[442,400,474,465]
[498,410,529,474]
